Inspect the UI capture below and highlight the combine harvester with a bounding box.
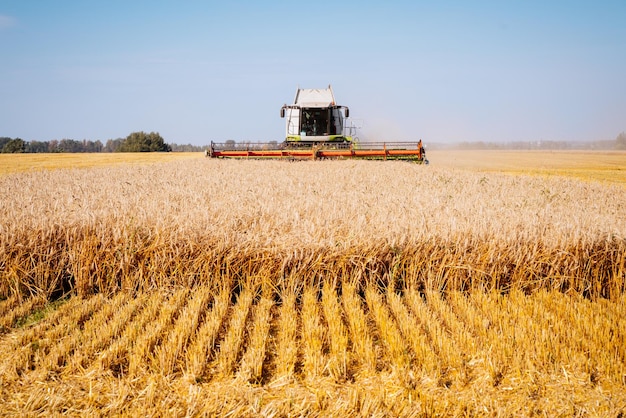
[206,86,428,163]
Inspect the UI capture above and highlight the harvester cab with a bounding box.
[280,85,351,145]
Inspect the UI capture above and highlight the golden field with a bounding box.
[1,150,625,185]
[0,152,198,175]
[0,152,625,416]
[429,149,626,185]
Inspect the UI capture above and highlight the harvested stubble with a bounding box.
[272,289,299,379]
[185,289,230,381]
[322,280,349,380]
[0,283,624,416]
[301,285,327,379]
[213,287,255,378]
[237,295,273,383]
[1,157,626,415]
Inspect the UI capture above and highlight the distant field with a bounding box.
[428,149,626,185]
[1,154,625,416]
[2,150,625,185]
[0,152,199,175]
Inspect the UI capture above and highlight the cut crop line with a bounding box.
[301,285,327,379]
[128,288,190,377]
[154,286,214,377]
[95,291,168,377]
[386,291,439,376]
[365,286,409,373]
[321,281,348,381]
[0,295,46,333]
[404,288,462,387]
[1,295,104,382]
[272,290,299,379]
[213,288,255,378]
[185,289,230,382]
[41,292,128,376]
[425,290,482,385]
[342,282,376,375]
[69,292,146,373]
[237,296,274,383]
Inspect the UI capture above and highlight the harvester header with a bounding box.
[206,85,428,163]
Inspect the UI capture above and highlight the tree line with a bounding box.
[3,131,625,153]
[0,131,175,153]
[452,133,626,151]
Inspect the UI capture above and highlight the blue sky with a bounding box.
[1,1,625,145]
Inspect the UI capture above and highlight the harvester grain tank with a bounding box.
[207,85,428,163]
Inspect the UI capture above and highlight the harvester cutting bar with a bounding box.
[206,141,428,162]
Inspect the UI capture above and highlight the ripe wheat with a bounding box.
[1,158,624,300]
[1,157,625,416]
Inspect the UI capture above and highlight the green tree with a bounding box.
[26,140,49,153]
[0,137,11,150]
[169,143,205,152]
[104,138,124,152]
[85,140,103,152]
[118,131,171,152]
[58,139,83,152]
[1,138,25,153]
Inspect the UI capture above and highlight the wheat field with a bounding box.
[1,154,625,416]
